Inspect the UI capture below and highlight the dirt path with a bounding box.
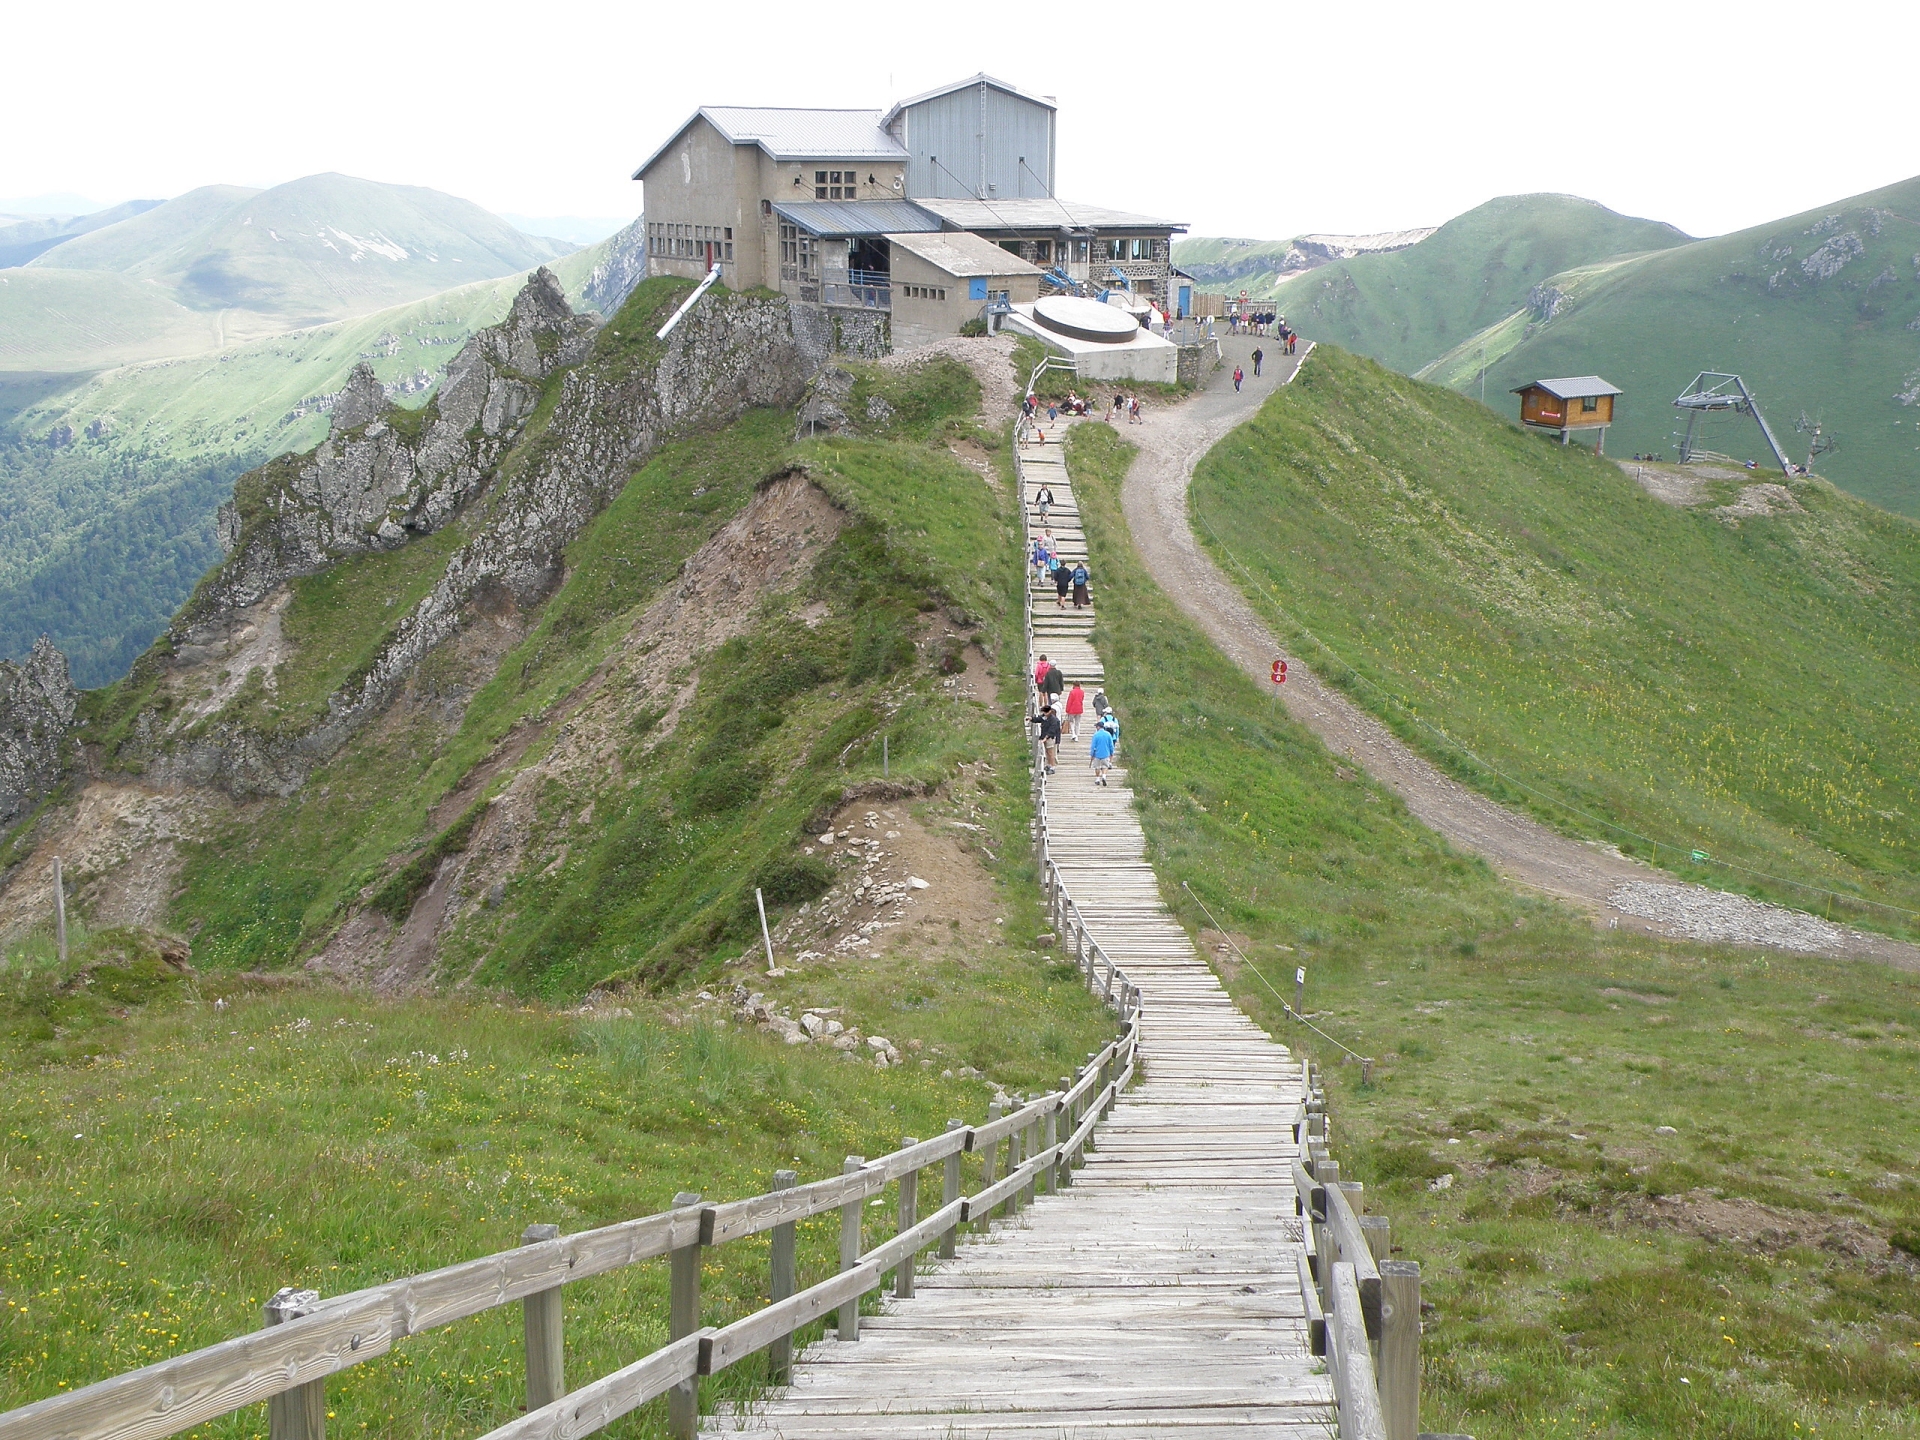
[1117,336,1920,970]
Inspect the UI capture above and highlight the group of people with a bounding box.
[1029,654,1122,785]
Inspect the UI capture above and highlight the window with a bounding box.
[780,223,798,264]
[1099,239,1125,261]
[901,284,947,301]
[814,169,857,200]
[1033,240,1052,264]
[1581,395,1600,412]
[1000,240,1021,255]
[1130,238,1154,260]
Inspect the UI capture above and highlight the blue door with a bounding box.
[1178,285,1192,318]
[969,277,987,301]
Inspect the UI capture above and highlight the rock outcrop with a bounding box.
[187,268,598,627]
[133,271,811,796]
[582,216,649,317]
[0,638,78,829]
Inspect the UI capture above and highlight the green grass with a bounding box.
[1067,420,1920,1439]
[1194,195,1689,370]
[1412,180,1920,518]
[1188,346,1920,937]
[0,923,1114,1436]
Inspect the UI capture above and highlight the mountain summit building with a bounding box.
[633,74,1186,353]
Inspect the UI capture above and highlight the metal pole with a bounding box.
[53,856,67,964]
[755,888,776,972]
[883,735,888,778]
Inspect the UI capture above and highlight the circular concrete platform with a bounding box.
[1033,296,1141,345]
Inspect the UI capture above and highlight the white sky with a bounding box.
[6,0,1918,242]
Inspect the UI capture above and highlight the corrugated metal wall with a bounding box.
[899,84,1054,199]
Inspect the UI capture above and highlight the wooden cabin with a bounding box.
[1512,375,1621,451]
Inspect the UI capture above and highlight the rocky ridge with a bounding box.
[0,639,78,829]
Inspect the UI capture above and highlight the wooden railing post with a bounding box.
[264,1288,325,1440]
[768,1170,798,1384]
[667,1192,703,1440]
[940,1120,963,1258]
[1041,1104,1057,1195]
[519,1224,565,1412]
[837,1157,864,1340]
[1379,1260,1421,1440]
[978,1102,1003,1213]
[896,1139,919,1298]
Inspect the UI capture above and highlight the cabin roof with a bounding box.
[879,73,1057,129]
[912,196,1185,234]
[634,107,907,179]
[1512,375,1623,400]
[770,199,942,237]
[886,228,1046,277]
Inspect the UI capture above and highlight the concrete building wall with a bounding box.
[895,85,1054,200]
[641,119,749,285]
[889,246,1040,349]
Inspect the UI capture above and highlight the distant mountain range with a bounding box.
[1173,227,1437,295]
[1187,185,1920,518]
[0,174,644,684]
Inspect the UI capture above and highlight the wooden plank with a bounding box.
[702,1169,887,1246]
[1327,1264,1387,1440]
[477,1332,706,1440]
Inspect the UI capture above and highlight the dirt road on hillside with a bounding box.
[1116,336,1919,970]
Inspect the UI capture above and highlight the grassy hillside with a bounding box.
[1191,346,1920,937]
[27,174,571,325]
[1263,195,1689,374]
[1068,421,1920,1440]
[0,268,225,370]
[1418,175,1920,518]
[0,244,618,687]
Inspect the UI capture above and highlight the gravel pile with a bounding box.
[1609,881,1850,952]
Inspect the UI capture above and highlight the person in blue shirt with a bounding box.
[1088,723,1116,786]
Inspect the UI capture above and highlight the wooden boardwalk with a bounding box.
[705,428,1329,1438]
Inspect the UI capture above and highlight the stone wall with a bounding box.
[0,638,77,830]
[828,308,891,360]
[1177,340,1221,388]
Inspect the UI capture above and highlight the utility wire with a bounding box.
[1180,881,1367,1063]
[1190,503,1920,927]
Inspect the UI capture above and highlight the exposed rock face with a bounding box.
[582,216,649,317]
[188,268,598,626]
[0,638,78,828]
[136,274,811,796]
[796,366,858,438]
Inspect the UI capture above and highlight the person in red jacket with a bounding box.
[1065,682,1086,740]
[1233,365,1244,392]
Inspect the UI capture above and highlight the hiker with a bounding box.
[1233,365,1244,392]
[1251,346,1263,377]
[1034,653,1054,693]
[1039,653,1067,706]
[1052,557,1074,609]
[1047,401,1059,422]
[1065,681,1086,740]
[1029,536,1049,580]
[1034,483,1054,521]
[1128,395,1142,424]
[1028,703,1062,774]
[1088,720,1116,786]
[1090,686,1111,719]
[1071,561,1091,609]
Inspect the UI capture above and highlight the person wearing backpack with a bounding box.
[1071,562,1091,609]
[1052,557,1073,609]
[1040,656,1066,707]
[1088,720,1116,786]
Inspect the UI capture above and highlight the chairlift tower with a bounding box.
[1793,410,1838,473]
[1672,372,1793,475]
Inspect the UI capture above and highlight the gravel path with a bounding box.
[1116,336,1919,970]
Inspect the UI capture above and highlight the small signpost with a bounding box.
[1295,966,1306,1017]
[1270,659,1288,685]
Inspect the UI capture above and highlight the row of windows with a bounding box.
[1101,238,1158,261]
[816,169,858,200]
[648,221,733,261]
[994,237,1158,263]
[901,284,947,301]
[777,223,816,270]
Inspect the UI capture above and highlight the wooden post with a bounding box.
[1379,1260,1422,1440]
[1041,1105,1058,1194]
[768,1170,797,1384]
[264,1288,325,1440]
[940,1120,963,1258]
[667,1191,702,1440]
[837,1158,864,1340]
[896,1139,919,1298]
[754,889,775,971]
[978,1101,1002,1205]
[1361,1215,1392,1266]
[52,856,68,965]
[1005,1114,1025,1215]
[519,1224,565,1412]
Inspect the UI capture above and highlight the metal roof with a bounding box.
[912,196,1187,234]
[1511,375,1623,399]
[886,228,1045,277]
[880,73,1057,129]
[634,107,907,179]
[771,200,943,237]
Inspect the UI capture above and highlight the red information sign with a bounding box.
[1271,659,1288,685]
